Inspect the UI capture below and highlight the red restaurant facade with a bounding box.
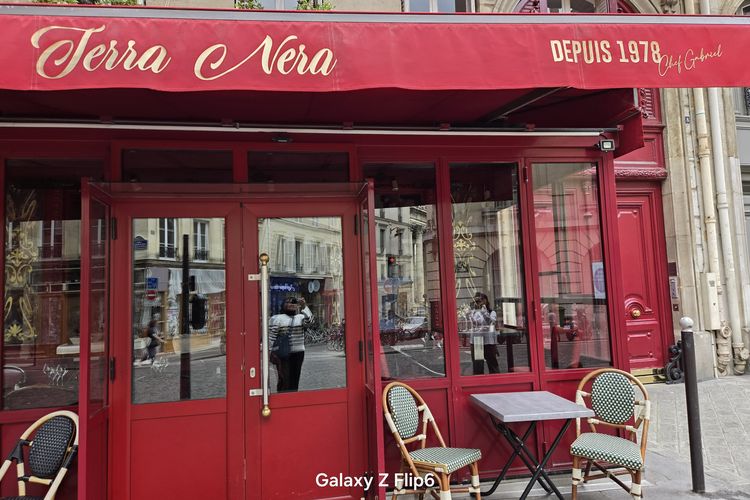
[0,4,747,499]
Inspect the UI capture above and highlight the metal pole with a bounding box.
[180,234,191,400]
[680,316,705,493]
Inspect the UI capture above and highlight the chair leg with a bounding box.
[583,459,593,483]
[469,462,481,499]
[571,455,581,500]
[438,473,452,500]
[391,463,405,499]
[631,469,643,499]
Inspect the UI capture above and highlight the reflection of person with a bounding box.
[136,319,164,366]
[470,293,499,375]
[269,296,312,392]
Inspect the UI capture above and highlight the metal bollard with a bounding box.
[680,317,705,493]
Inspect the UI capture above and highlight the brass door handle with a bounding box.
[259,253,271,418]
[630,308,642,319]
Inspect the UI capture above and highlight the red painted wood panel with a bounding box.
[260,402,351,499]
[130,414,227,500]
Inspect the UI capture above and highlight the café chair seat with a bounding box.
[410,447,483,474]
[570,432,644,471]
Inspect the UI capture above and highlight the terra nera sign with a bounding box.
[30,25,337,81]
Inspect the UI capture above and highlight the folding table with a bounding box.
[470,391,594,499]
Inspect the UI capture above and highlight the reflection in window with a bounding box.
[122,149,233,183]
[451,163,530,375]
[259,217,346,393]
[403,0,475,11]
[88,199,109,409]
[532,163,611,369]
[3,159,104,410]
[248,151,349,184]
[132,218,227,404]
[159,218,177,259]
[363,163,445,379]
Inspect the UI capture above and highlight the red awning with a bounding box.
[0,5,747,93]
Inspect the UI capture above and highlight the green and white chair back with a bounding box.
[382,382,482,500]
[590,372,636,425]
[570,368,650,500]
[386,385,420,439]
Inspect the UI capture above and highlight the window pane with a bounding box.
[437,0,471,11]
[451,163,530,375]
[248,151,349,184]
[122,150,233,183]
[408,0,431,11]
[132,218,227,404]
[363,163,445,379]
[260,217,346,393]
[89,199,109,409]
[3,159,104,410]
[532,163,611,369]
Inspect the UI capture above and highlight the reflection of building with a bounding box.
[132,218,226,338]
[375,207,428,319]
[259,217,344,323]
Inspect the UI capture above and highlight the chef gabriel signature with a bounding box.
[658,44,723,77]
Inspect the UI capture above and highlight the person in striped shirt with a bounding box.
[269,296,313,392]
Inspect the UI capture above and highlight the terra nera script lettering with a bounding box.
[30,24,337,81]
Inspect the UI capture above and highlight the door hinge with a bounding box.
[110,217,117,240]
[248,273,261,281]
[354,214,359,235]
[359,340,364,362]
[522,165,529,183]
[531,300,537,321]
[109,357,116,381]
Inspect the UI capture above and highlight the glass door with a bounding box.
[243,201,366,499]
[79,181,111,500]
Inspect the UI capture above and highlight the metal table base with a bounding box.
[482,417,573,500]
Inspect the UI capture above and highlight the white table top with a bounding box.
[470,391,594,423]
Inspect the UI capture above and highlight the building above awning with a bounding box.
[0,5,748,93]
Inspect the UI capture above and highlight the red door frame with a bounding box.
[109,198,244,500]
[108,192,367,500]
[79,181,113,500]
[242,198,366,499]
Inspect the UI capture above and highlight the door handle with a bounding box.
[259,253,271,418]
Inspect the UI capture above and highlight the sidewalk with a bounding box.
[451,375,750,499]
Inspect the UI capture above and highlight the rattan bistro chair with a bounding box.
[0,410,78,500]
[570,369,650,500]
[383,382,481,500]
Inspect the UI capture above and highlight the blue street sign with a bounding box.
[147,277,158,290]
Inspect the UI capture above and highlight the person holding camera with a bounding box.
[470,292,500,375]
[269,296,313,392]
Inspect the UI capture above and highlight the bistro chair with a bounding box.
[570,368,650,500]
[0,410,78,500]
[383,382,481,500]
